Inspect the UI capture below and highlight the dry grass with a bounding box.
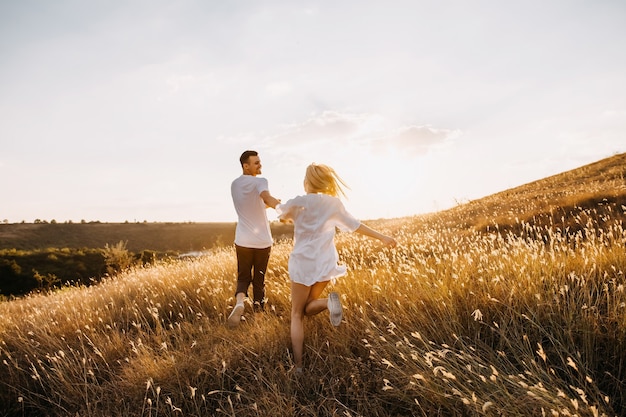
[1,153,625,416]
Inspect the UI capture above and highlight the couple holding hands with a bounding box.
[229,150,397,373]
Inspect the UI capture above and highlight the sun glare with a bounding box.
[341,148,431,219]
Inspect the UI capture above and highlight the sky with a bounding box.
[1,0,625,224]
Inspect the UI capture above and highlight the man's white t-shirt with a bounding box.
[231,175,273,249]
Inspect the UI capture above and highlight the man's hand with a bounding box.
[261,191,280,209]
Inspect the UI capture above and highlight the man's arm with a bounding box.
[260,190,280,209]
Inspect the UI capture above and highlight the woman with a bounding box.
[277,163,397,372]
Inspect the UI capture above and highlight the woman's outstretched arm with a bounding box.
[355,223,397,247]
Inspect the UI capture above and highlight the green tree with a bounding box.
[32,269,60,291]
[102,240,135,275]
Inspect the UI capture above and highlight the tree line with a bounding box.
[0,242,174,298]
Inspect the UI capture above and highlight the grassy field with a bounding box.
[0,153,624,416]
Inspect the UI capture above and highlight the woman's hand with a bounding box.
[381,235,397,248]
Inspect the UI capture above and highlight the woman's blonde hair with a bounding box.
[305,163,349,198]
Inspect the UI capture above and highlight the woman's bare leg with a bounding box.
[305,281,331,315]
[290,282,310,369]
[290,281,330,368]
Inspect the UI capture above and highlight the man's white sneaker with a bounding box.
[227,304,244,328]
[328,292,343,327]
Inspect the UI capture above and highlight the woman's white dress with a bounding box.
[277,193,361,286]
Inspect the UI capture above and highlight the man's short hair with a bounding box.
[240,150,258,167]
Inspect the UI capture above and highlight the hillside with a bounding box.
[0,153,624,416]
[445,152,626,233]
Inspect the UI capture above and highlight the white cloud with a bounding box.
[265,111,459,157]
[380,125,460,155]
[602,109,626,119]
[268,111,365,146]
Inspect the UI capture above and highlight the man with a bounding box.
[228,150,280,328]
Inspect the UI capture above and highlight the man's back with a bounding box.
[231,175,273,249]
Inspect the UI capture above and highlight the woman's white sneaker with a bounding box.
[328,292,343,327]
